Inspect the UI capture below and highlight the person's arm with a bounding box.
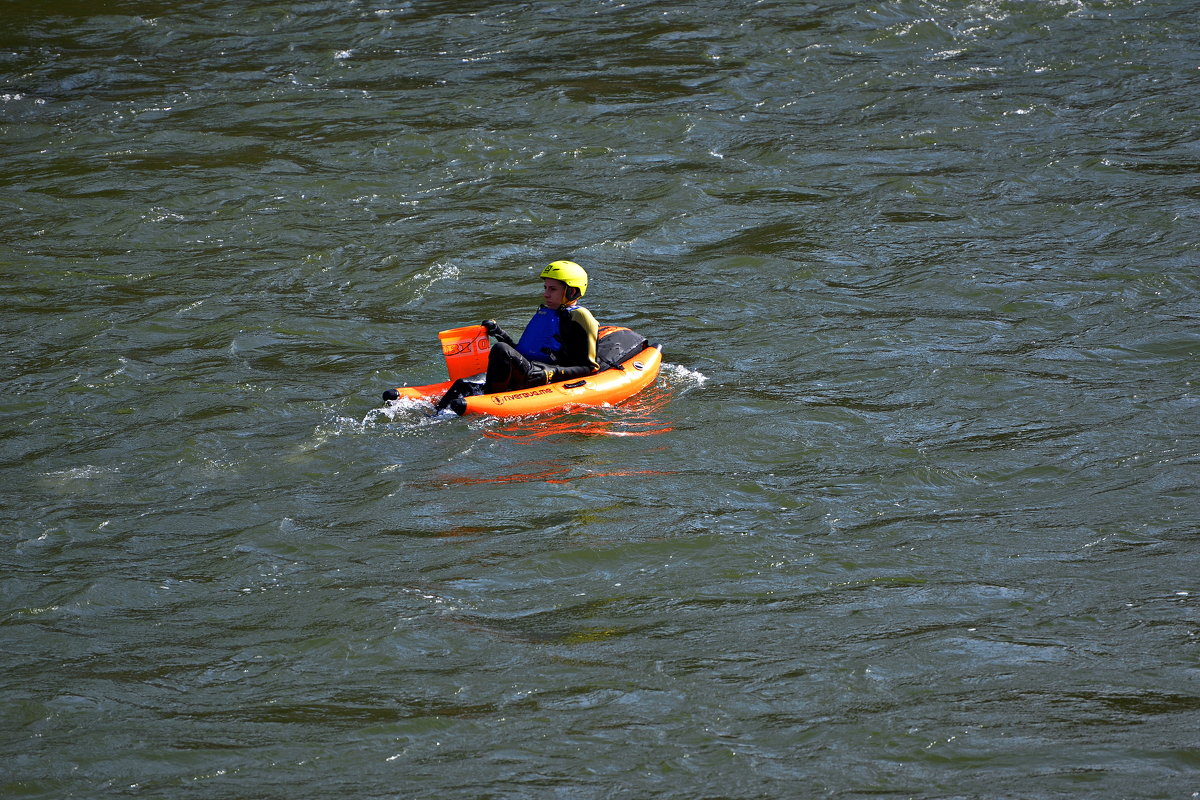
[481,319,516,348]
[547,308,600,381]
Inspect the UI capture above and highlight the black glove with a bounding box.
[482,319,515,347]
[526,366,555,386]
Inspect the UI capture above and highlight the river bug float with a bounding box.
[383,324,663,418]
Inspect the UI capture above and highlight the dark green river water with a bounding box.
[3,1,1198,797]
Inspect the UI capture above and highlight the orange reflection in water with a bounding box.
[437,386,677,486]
[445,464,677,486]
[482,384,674,442]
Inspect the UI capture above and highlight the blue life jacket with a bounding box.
[516,304,574,363]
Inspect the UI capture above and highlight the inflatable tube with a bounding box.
[387,327,662,418]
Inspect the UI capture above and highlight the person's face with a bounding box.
[542,278,569,309]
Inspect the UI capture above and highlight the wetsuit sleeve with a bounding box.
[551,307,600,381]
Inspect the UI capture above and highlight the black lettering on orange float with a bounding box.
[491,386,554,406]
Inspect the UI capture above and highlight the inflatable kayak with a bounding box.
[384,324,662,418]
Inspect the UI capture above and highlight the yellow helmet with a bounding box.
[539,260,588,300]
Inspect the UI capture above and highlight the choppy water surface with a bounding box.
[3,1,1198,797]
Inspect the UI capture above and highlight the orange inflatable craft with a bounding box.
[385,324,662,418]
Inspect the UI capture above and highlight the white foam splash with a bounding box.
[400,262,460,306]
[661,362,708,390]
[363,397,434,426]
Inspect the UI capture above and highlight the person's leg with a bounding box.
[433,344,547,414]
[433,376,484,412]
[484,343,546,393]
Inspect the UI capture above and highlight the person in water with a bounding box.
[433,260,600,414]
